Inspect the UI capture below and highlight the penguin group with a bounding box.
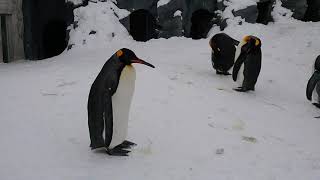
[86,32,318,157]
[210,33,262,92]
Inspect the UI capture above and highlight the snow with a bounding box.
[1,1,320,180]
[174,10,182,17]
[66,0,83,5]
[157,0,171,7]
[68,1,131,49]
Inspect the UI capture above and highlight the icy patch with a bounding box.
[66,0,83,5]
[157,0,171,7]
[174,10,182,17]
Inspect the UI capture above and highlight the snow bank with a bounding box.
[157,0,171,7]
[68,1,131,50]
[66,0,83,6]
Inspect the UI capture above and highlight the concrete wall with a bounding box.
[9,0,24,61]
[0,0,24,62]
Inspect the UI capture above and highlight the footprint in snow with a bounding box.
[242,136,257,143]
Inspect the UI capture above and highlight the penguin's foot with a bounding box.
[90,139,105,150]
[107,147,131,156]
[312,103,320,109]
[115,140,137,149]
[234,87,254,92]
[216,70,231,75]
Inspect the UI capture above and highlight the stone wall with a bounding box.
[9,0,24,61]
[0,0,24,62]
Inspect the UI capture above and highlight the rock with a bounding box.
[304,0,320,22]
[281,0,307,20]
[233,5,258,23]
[157,0,187,38]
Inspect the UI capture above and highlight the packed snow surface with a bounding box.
[1,2,320,180]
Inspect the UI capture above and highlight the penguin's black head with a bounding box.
[241,36,261,53]
[116,48,155,68]
[314,55,320,71]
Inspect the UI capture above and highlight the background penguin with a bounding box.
[306,55,320,108]
[209,33,239,75]
[88,48,155,156]
[232,36,262,92]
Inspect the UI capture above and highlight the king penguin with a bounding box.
[88,48,155,156]
[209,33,239,75]
[232,35,262,92]
[306,55,320,108]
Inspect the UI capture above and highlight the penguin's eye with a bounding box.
[116,50,123,57]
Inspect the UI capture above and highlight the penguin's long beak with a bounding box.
[131,59,155,68]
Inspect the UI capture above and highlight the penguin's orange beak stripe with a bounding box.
[131,59,155,68]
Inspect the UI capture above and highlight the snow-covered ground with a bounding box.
[1,2,320,180]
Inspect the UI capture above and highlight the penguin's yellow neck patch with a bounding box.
[243,36,260,46]
[255,39,260,46]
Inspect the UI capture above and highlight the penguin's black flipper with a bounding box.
[107,147,131,156]
[104,90,114,148]
[233,39,240,46]
[306,72,320,101]
[88,88,110,149]
[232,53,246,81]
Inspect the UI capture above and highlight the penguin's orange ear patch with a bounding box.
[255,39,260,46]
[116,50,123,57]
[243,36,251,42]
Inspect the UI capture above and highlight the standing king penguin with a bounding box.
[306,55,320,108]
[209,33,239,75]
[88,48,155,156]
[232,36,262,92]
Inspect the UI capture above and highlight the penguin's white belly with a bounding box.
[109,66,136,148]
[312,84,319,104]
[234,40,246,87]
[236,64,244,87]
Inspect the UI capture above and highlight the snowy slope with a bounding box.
[1,2,320,180]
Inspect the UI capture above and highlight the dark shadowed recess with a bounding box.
[129,9,157,42]
[190,9,215,40]
[304,0,320,22]
[22,0,74,60]
[256,0,274,24]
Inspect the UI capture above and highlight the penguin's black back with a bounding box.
[88,54,125,149]
[210,33,239,71]
[242,48,262,89]
[315,55,320,71]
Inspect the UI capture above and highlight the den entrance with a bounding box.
[190,9,215,39]
[23,0,73,60]
[129,9,157,42]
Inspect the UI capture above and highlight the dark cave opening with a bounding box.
[256,1,273,25]
[304,0,320,22]
[23,0,74,60]
[190,9,215,40]
[130,9,157,42]
[43,20,68,58]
